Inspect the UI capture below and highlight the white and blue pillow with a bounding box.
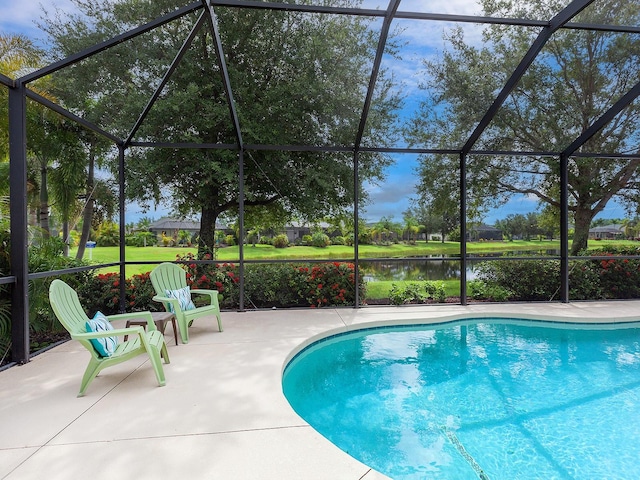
[85,311,118,357]
[165,286,196,313]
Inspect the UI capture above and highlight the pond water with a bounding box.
[361,250,561,282]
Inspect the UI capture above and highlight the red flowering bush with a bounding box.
[176,253,238,307]
[76,272,122,315]
[589,247,640,298]
[77,260,365,313]
[301,262,364,307]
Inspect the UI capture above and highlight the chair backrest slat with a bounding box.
[150,262,187,295]
[49,279,89,335]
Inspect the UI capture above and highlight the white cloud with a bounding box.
[0,0,79,43]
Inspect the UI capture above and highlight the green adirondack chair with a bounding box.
[49,279,170,397]
[150,262,223,344]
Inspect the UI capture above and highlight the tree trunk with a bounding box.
[198,205,218,258]
[39,163,50,238]
[571,206,594,256]
[62,221,70,257]
[76,147,95,260]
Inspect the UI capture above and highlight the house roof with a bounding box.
[589,224,624,233]
[149,218,201,231]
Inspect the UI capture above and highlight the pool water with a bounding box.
[282,320,640,479]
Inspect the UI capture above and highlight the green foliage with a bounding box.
[243,264,306,308]
[473,253,606,301]
[76,272,121,316]
[311,232,330,248]
[587,246,640,299]
[0,285,10,365]
[125,231,156,247]
[175,255,364,308]
[179,253,237,308]
[388,281,446,305]
[224,234,236,246]
[76,271,161,316]
[96,221,119,246]
[301,234,313,246]
[332,236,346,245]
[28,237,90,332]
[468,281,514,302]
[45,2,400,252]
[272,234,289,248]
[408,0,640,255]
[474,257,560,301]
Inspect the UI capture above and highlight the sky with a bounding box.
[1,0,628,226]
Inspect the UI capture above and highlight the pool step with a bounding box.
[442,426,490,480]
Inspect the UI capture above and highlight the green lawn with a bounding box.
[71,238,635,279]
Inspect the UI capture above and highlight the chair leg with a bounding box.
[178,317,189,344]
[146,332,167,386]
[78,358,103,397]
[216,311,223,332]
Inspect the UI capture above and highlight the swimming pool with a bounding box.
[282,319,640,479]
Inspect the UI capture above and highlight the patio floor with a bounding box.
[1,301,639,480]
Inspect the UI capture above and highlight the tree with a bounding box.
[406,0,640,255]
[45,0,401,257]
[0,34,43,159]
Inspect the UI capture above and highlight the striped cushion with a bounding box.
[86,311,118,357]
[166,286,196,312]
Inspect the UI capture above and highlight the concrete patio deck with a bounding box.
[1,301,639,480]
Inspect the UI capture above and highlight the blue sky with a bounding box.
[2,0,628,225]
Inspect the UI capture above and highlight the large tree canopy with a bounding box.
[44,0,401,254]
[406,0,640,255]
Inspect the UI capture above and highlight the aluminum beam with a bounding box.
[461,0,595,156]
[354,0,401,150]
[20,2,204,84]
[8,85,29,363]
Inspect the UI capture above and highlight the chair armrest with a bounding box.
[191,289,221,305]
[152,295,181,313]
[72,326,145,340]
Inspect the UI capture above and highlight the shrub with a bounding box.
[76,272,122,315]
[244,264,307,307]
[224,234,236,246]
[272,234,289,248]
[358,230,373,244]
[586,246,640,299]
[301,234,313,246]
[388,281,446,305]
[474,256,560,301]
[311,232,330,248]
[178,253,238,308]
[468,280,514,302]
[474,255,605,301]
[301,262,366,308]
[127,272,160,311]
[332,236,346,245]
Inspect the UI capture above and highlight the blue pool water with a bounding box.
[282,320,640,479]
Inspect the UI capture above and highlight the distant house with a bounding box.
[467,224,503,241]
[588,224,625,240]
[149,218,201,239]
[284,222,331,243]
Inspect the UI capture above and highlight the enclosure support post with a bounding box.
[559,154,570,303]
[353,151,360,308]
[238,149,245,311]
[118,145,127,312]
[459,152,467,306]
[8,83,29,363]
